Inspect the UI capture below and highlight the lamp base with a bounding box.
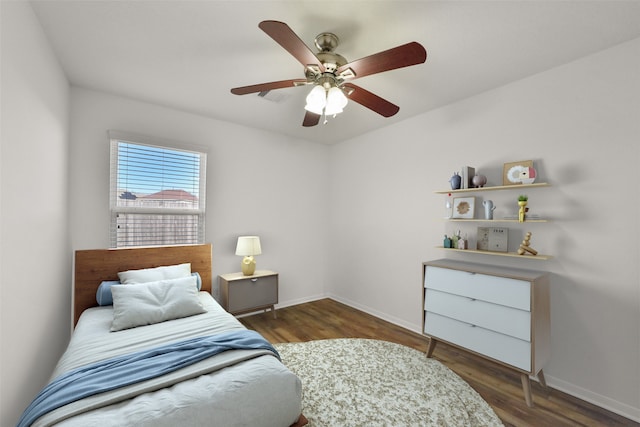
[241,256,256,276]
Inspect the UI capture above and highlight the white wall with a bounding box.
[2,2,638,423]
[0,2,71,426]
[69,88,330,305]
[328,38,640,420]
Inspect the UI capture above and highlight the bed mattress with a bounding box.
[31,292,302,427]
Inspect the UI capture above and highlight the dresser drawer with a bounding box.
[227,275,277,313]
[424,266,530,311]
[424,311,531,371]
[424,288,530,341]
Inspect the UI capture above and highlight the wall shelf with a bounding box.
[436,246,552,260]
[435,182,550,194]
[444,218,549,223]
[436,180,551,260]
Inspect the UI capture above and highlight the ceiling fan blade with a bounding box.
[302,111,321,127]
[231,79,307,95]
[343,83,400,117]
[336,42,426,80]
[259,20,325,73]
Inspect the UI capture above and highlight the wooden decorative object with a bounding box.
[74,244,212,326]
[517,232,538,256]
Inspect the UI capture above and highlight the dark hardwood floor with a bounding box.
[240,298,638,427]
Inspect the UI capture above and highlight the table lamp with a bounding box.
[235,236,262,276]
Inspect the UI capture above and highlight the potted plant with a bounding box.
[518,195,528,222]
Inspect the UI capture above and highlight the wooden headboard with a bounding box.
[74,244,212,326]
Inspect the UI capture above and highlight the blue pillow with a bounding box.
[96,272,203,306]
[193,271,202,290]
[96,280,120,306]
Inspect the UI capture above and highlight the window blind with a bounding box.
[109,133,206,248]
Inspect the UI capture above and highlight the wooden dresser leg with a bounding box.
[426,338,437,357]
[272,306,277,319]
[521,374,534,407]
[537,369,547,388]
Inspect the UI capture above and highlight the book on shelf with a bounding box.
[461,166,475,189]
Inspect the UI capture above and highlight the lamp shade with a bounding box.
[304,85,327,115]
[235,236,262,256]
[324,86,348,116]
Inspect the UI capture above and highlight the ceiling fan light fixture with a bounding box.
[231,21,426,127]
[304,85,327,114]
[324,86,348,116]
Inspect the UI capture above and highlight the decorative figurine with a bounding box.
[451,230,461,249]
[444,235,452,248]
[472,173,487,188]
[449,172,462,190]
[517,232,538,256]
[444,194,452,218]
[518,195,528,222]
[482,200,496,220]
[458,234,468,250]
[449,172,461,190]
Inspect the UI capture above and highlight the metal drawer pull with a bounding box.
[251,278,258,283]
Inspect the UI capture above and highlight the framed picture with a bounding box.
[452,197,475,219]
[477,227,509,252]
[503,160,534,186]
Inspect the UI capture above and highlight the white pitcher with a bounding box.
[482,200,496,220]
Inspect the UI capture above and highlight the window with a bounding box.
[109,131,207,248]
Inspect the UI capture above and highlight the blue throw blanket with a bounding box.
[17,330,278,427]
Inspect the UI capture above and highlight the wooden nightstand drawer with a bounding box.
[219,270,278,318]
[227,275,277,312]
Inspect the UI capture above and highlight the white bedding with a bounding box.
[33,292,302,427]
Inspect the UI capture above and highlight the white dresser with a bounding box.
[422,259,550,406]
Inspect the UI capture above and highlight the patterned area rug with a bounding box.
[274,339,503,427]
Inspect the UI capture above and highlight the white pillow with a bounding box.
[110,276,206,332]
[117,263,191,284]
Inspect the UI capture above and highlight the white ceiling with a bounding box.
[30,1,640,144]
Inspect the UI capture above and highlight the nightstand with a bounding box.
[218,270,278,318]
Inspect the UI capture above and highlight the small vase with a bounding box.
[449,173,461,190]
[483,200,496,220]
[444,199,452,219]
[518,201,528,222]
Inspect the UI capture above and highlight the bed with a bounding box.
[19,244,306,427]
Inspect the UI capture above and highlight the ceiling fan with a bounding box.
[230,20,427,127]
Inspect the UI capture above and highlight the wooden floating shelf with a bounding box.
[435,183,550,194]
[436,246,552,260]
[444,218,549,223]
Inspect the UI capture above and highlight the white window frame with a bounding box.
[108,131,207,248]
